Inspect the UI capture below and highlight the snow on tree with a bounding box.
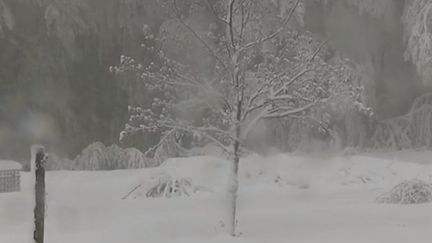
[313,0,432,87]
[0,0,13,37]
[371,92,432,150]
[114,0,369,235]
[402,0,432,85]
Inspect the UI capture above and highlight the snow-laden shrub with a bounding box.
[122,174,213,200]
[125,147,159,168]
[377,179,432,204]
[146,175,195,198]
[47,142,156,170]
[74,142,157,170]
[73,142,113,170]
[371,93,432,150]
[45,153,75,170]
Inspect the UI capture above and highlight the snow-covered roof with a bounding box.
[0,160,22,170]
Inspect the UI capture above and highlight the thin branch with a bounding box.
[122,184,142,200]
[164,80,226,103]
[288,114,332,135]
[140,71,212,96]
[270,94,294,101]
[145,129,177,156]
[199,132,233,155]
[271,38,328,96]
[239,1,245,46]
[243,38,327,121]
[223,35,233,59]
[272,68,309,96]
[238,0,252,47]
[308,39,328,62]
[206,0,229,24]
[244,69,292,114]
[172,0,228,70]
[228,0,236,50]
[264,101,316,118]
[246,82,268,109]
[162,122,234,154]
[245,83,266,106]
[241,103,326,140]
[242,100,270,120]
[240,107,269,139]
[179,19,228,70]
[239,0,301,53]
[233,0,248,12]
[198,126,242,144]
[160,120,242,144]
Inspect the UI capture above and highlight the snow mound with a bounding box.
[377,179,432,204]
[241,154,432,193]
[0,160,22,170]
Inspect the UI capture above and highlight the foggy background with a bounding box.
[0,0,428,162]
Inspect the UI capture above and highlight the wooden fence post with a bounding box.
[33,147,46,243]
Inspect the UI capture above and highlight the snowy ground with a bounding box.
[1,154,432,243]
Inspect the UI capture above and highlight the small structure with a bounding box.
[0,160,22,193]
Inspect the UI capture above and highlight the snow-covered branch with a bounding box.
[263,101,317,119]
[271,68,309,97]
[144,129,177,156]
[163,122,234,154]
[228,0,236,50]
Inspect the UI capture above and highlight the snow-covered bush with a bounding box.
[402,0,432,84]
[146,175,195,198]
[45,153,75,170]
[377,179,432,204]
[73,142,157,170]
[122,174,212,200]
[125,147,159,168]
[46,142,157,170]
[371,92,432,150]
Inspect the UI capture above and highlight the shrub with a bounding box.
[377,179,432,204]
[146,175,194,198]
[46,142,157,170]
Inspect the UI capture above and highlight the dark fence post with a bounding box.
[33,147,46,243]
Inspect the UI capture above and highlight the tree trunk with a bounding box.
[229,94,242,236]
[230,145,240,236]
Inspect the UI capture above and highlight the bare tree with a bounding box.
[115,0,368,235]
